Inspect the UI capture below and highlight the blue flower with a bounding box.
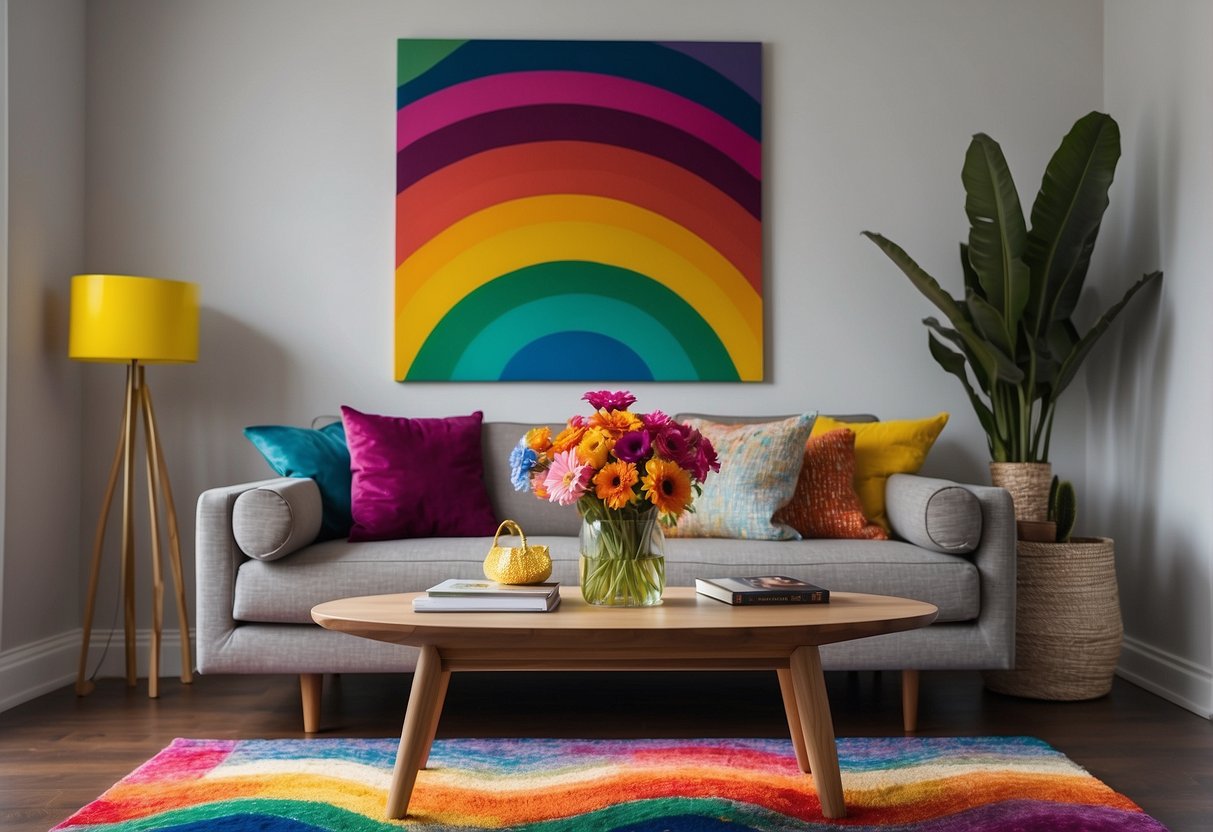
[509,439,538,492]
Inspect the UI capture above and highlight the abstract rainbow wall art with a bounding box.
[395,39,763,381]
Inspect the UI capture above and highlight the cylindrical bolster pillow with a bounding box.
[886,473,983,555]
[232,478,323,561]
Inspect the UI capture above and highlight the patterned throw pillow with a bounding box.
[669,413,815,540]
[774,429,889,540]
[811,412,949,531]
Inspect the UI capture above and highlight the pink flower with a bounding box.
[583,390,637,411]
[543,449,593,506]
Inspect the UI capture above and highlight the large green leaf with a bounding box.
[1053,271,1163,396]
[924,317,1023,385]
[862,232,968,321]
[928,334,996,441]
[1024,112,1120,334]
[959,242,980,295]
[966,290,1014,356]
[923,318,992,392]
[962,134,1030,340]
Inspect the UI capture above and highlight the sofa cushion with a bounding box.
[886,473,982,555]
[669,413,814,540]
[233,536,977,624]
[242,421,352,540]
[232,478,323,561]
[341,406,499,540]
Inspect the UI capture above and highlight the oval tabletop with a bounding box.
[312,588,938,656]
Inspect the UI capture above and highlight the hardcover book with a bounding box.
[694,576,829,606]
[425,579,560,597]
[413,579,561,612]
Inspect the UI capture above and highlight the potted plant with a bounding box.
[984,479,1122,700]
[862,111,1161,522]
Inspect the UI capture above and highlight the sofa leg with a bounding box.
[301,673,322,733]
[901,669,919,732]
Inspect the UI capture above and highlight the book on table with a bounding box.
[412,579,561,612]
[694,575,829,606]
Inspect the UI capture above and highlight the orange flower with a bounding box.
[577,428,614,469]
[594,461,639,510]
[550,424,587,454]
[588,407,642,438]
[641,458,693,518]
[525,426,552,453]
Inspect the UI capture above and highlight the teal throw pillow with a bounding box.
[243,421,352,540]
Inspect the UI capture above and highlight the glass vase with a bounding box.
[578,507,666,607]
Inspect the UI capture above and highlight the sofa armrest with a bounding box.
[195,477,299,673]
[887,473,1017,668]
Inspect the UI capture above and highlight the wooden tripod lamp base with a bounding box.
[68,274,199,698]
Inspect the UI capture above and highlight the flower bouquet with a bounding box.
[510,391,720,606]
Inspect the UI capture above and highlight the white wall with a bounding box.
[1094,0,1213,716]
[0,0,85,705]
[79,0,1103,644]
[6,0,1115,705]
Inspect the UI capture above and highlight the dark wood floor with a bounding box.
[1,670,1208,831]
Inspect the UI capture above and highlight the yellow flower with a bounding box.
[641,458,693,518]
[594,461,639,510]
[577,428,614,469]
[588,407,642,438]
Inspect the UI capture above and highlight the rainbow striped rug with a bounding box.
[55,736,1166,831]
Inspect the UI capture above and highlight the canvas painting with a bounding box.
[395,39,763,381]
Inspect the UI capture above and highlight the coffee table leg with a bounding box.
[419,669,451,769]
[386,645,445,819]
[789,645,846,819]
[776,668,811,773]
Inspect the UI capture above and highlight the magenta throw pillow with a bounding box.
[340,406,498,541]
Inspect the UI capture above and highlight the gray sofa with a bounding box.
[196,419,1015,733]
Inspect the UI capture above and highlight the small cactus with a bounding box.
[1049,479,1077,543]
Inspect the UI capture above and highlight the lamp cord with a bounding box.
[86,575,123,683]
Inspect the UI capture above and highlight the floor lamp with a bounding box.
[69,274,199,699]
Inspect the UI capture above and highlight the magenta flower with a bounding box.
[641,409,673,429]
[582,390,637,411]
[653,424,689,462]
[613,430,652,463]
[543,449,593,506]
[691,435,721,482]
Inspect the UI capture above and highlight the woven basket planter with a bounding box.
[989,462,1053,522]
[984,537,1123,700]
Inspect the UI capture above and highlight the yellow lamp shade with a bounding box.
[69,274,199,363]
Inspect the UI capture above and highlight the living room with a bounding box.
[1,0,1209,829]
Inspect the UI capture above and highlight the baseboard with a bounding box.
[0,627,196,713]
[0,631,78,713]
[1117,635,1212,718]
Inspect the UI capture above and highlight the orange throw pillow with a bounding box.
[774,428,889,540]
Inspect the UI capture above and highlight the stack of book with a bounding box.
[695,575,829,606]
[412,579,561,613]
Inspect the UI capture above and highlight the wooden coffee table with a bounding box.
[312,587,937,820]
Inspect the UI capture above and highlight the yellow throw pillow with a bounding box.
[810,413,949,530]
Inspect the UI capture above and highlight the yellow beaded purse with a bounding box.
[483,519,552,585]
